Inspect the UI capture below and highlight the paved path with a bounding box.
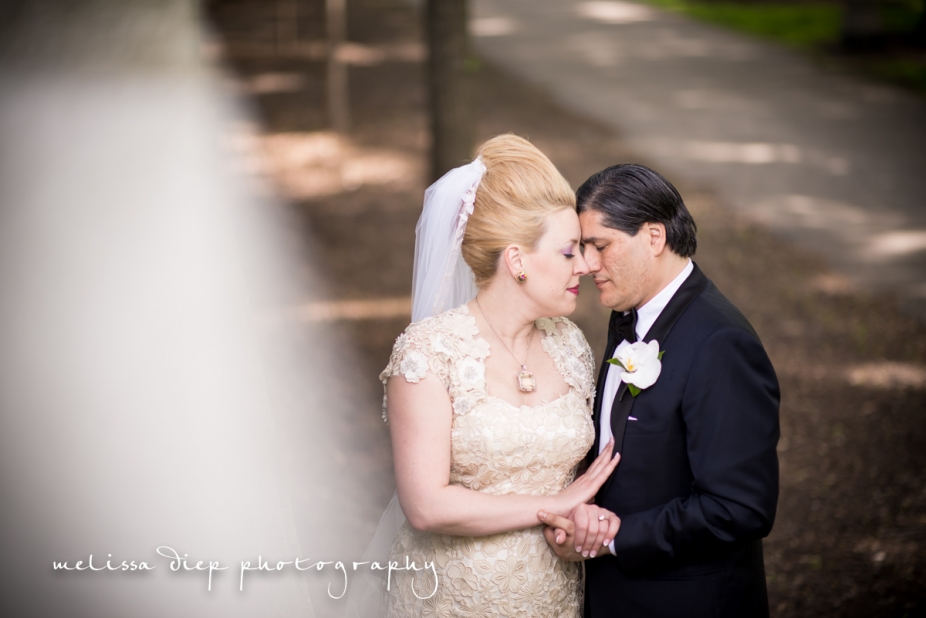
[472,0,926,318]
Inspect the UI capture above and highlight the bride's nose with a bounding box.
[573,251,591,277]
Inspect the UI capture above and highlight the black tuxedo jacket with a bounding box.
[585,263,780,618]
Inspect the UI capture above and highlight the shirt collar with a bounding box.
[634,259,693,341]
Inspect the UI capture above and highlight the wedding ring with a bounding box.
[598,515,607,521]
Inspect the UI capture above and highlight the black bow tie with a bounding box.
[608,308,638,349]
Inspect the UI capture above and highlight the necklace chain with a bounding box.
[474,297,533,369]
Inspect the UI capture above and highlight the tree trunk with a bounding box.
[327,0,349,132]
[840,0,883,50]
[914,6,926,47]
[426,0,473,182]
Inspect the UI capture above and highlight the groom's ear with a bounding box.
[645,222,668,256]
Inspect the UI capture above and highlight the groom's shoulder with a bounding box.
[683,277,761,344]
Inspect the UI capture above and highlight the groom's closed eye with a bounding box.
[581,238,608,253]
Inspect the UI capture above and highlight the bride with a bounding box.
[373,134,619,617]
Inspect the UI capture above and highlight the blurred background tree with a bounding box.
[841,0,885,48]
[425,0,474,181]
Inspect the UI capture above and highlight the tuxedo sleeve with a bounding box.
[612,326,780,572]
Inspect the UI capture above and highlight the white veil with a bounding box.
[411,157,485,321]
[345,157,486,617]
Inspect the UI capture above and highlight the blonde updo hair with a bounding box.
[462,134,575,287]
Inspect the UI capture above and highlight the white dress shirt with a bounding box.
[597,258,693,456]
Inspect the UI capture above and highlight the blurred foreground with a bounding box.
[0,1,388,617]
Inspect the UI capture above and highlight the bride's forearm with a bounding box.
[401,485,562,536]
[390,376,567,536]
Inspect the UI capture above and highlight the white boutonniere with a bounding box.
[606,340,664,397]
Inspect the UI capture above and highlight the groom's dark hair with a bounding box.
[576,164,697,257]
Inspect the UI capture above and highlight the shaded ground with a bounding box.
[206,1,926,615]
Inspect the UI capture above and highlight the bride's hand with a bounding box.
[538,504,620,559]
[570,503,620,557]
[550,439,620,516]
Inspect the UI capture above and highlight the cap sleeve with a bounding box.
[378,317,451,422]
[379,306,491,422]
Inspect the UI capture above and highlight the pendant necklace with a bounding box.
[474,297,536,393]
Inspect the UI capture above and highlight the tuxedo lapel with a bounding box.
[597,263,710,497]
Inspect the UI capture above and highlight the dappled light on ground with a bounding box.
[470,16,518,37]
[276,296,412,323]
[228,128,421,200]
[577,1,656,24]
[846,362,926,390]
[866,230,926,259]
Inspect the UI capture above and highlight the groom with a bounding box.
[540,164,780,617]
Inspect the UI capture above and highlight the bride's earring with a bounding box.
[515,271,527,283]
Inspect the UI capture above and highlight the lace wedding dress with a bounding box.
[379,304,596,617]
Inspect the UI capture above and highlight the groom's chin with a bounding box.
[583,280,609,308]
[594,286,629,312]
